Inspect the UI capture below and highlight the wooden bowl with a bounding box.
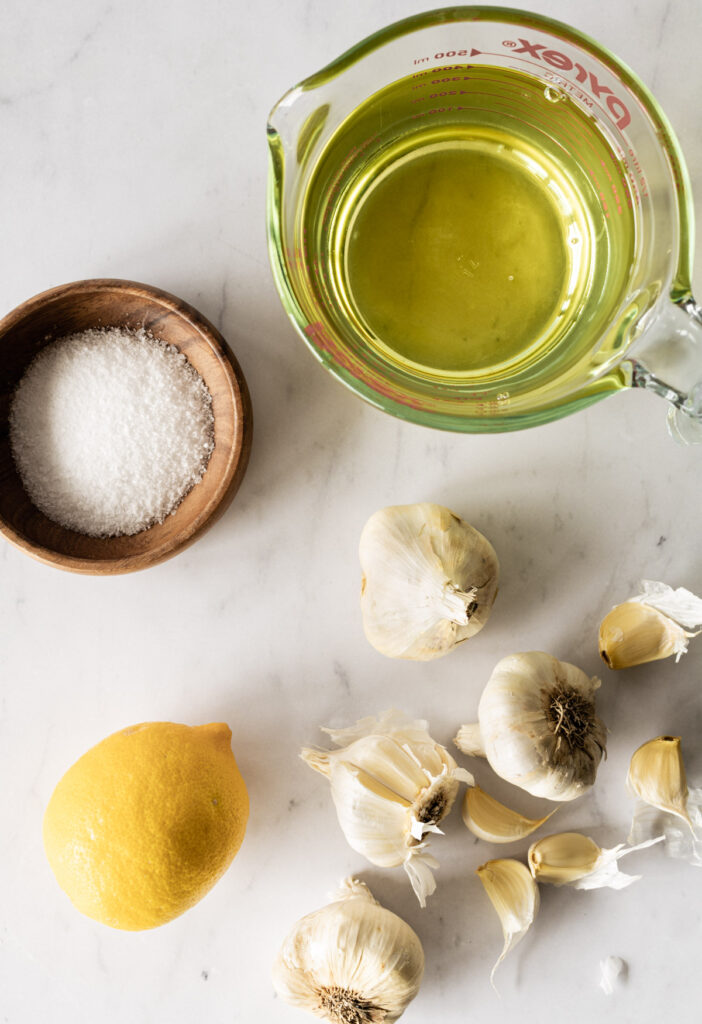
[0,279,252,574]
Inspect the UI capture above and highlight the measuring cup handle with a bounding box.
[628,297,702,444]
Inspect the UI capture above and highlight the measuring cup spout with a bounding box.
[628,299,702,444]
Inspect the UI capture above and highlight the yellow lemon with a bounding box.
[43,721,249,930]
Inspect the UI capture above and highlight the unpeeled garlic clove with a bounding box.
[476,858,539,986]
[462,786,557,844]
[359,503,499,660]
[453,723,486,758]
[527,831,662,889]
[627,735,691,827]
[598,580,702,670]
[599,601,693,669]
[528,831,600,884]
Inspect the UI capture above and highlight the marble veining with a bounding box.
[1,1,701,1022]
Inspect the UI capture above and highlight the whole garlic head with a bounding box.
[272,878,424,1023]
[455,652,607,801]
[359,503,499,660]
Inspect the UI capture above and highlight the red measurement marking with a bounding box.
[304,323,426,411]
[413,41,631,136]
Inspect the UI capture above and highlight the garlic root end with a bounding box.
[440,583,478,625]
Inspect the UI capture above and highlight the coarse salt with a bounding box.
[9,327,215,537]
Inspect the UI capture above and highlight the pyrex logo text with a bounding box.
[509,38,631,131]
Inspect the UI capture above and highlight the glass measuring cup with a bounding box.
[267,7,702,440]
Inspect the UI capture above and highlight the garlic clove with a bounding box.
[476,858,539,986]
[338,734,435,803]
[627,737,702,867]
[528,831,664,889]
[627,735,691,827]
[599,601,693,669]
[310,759,412,868]
[528,831,600,884]
[453,722,486,758]
[302,748,415,810]
[359,503,499,661]
[462,786,557,843]
[598,580,702,669]
[272,877,425,1023]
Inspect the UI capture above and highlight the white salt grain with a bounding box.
[9,327,215,537]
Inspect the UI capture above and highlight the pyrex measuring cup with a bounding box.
[267,7,702,440]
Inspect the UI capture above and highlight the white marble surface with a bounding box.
[1,1,701,1021]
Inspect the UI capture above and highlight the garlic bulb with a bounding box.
[462,785,557,844]
[528,831,663,889]
[476,858,539,985]
[272,878,424,1023]
[301,710,473,905]
[599,580,702,669]
[359,503,499,660]
[627,737,702,868]
[455,652,606,801]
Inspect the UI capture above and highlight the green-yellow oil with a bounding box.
[299,65,637,389]
[346,131,580,372]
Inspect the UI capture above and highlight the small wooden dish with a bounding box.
[0,279,252,574]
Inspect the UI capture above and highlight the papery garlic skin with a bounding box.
[272,878,424,1024]
[476,858,539,985]
[301,711,473,906]
[599,580,702,669]
[462,785,557,844]
[599,956,627,994]
[528,831,663,889]
[629,788,702,867]
[632,580,702,625]
[455,652,606,801]
[359,503,499,660]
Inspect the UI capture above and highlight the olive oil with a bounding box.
[299,65,637,389]
[346,131,581,373]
